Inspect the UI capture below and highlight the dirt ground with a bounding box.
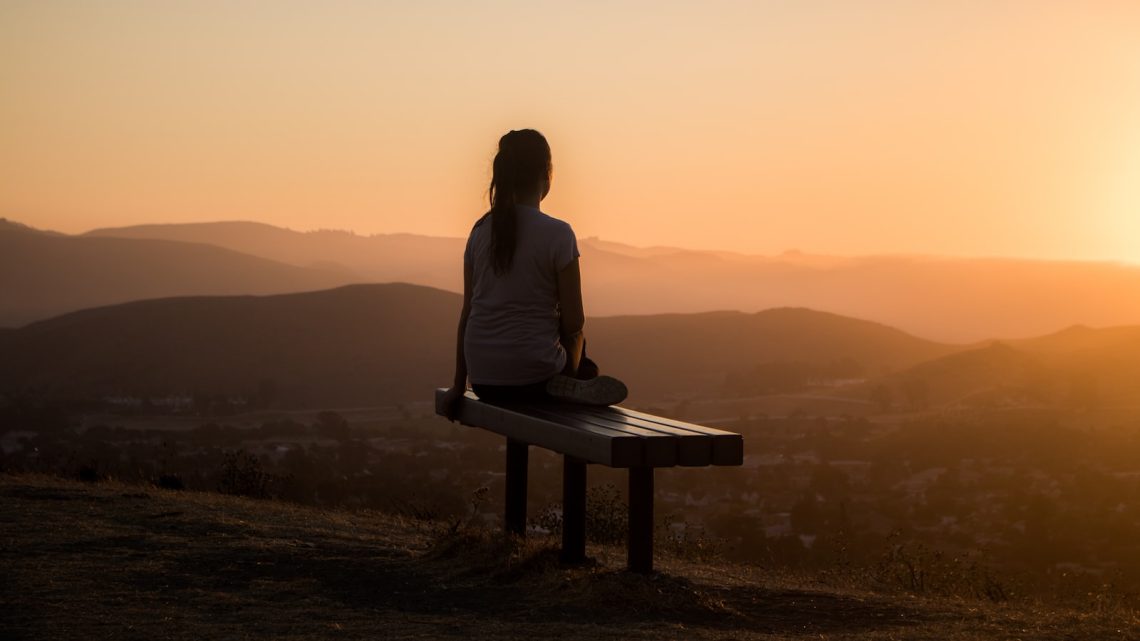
[1,473,1136,641]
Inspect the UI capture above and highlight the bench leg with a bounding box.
[628,466,654,573]
[505,439,528,537]
[561,456,587,563]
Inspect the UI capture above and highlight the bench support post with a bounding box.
[628,466,654,573]
[561,456,587,563]
[505,438,528,537]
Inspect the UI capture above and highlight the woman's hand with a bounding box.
[441,386,466,422]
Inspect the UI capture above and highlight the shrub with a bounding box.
[77,464,104,483]
[657,515,725,562]
[217,450,272,499]
[872,535,1009,602]
[532,483,628,545]
[156,473,185,490]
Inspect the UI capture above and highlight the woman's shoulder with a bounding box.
[470,211,491,231]
[525,207,575,236]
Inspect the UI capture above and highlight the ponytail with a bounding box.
[489,150,518,275]
[487,129,552,276]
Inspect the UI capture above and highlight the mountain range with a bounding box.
[60,218,1140,339]
[3,282,1139,410]
[0,283,952,406]
[0,219,347,328]
[0,218,1130,341]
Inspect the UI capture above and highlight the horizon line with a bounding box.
[5,215,1139,267]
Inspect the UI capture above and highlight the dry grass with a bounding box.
[2,472,1137,641]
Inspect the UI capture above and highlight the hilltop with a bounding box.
[3,473,1133,641]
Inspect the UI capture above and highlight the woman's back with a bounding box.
[463,205,579,385]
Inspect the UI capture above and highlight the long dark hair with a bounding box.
[487,129,552,275]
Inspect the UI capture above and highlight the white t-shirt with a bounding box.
[463,205,580,385]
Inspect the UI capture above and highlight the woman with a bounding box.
[441,129,626,419]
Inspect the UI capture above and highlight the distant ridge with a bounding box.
[0,223,354,327]
[83,220,1140,342]
[0,283,458,406]
[0,218,59,235]
[588,307,957,399]
[85,221,465,292]
[0,284,955,407]
[1012,323,1140,355]
[885,326,1140,410]
[4,282,1139,408]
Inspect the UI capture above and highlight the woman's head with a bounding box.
[491,129,552,204]
[488,129,551,274]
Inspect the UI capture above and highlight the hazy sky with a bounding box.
[2,1,1138,260]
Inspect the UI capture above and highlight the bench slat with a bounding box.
[436,390,643,466]
[563,407,712,466]
[575,406,743,466]
[522,406,679,467]
[570,408,711,463]
[590,405,741,437]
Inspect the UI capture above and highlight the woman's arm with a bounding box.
[441,260,474,420]
[557,257,585,377]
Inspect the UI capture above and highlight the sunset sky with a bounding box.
[2,1,1138,261]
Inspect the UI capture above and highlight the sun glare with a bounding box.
[1101,128,1140,264]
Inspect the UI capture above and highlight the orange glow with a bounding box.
[1,2,1139,261]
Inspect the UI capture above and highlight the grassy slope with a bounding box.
[1,474,1135,641]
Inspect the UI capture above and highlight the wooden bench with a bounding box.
[434,389,744,572]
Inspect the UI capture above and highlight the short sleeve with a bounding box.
[464,219,482,268]
[552,222,580,273]
[465,214,492,268]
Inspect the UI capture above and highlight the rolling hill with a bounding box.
[887,343,1051,408]
[0,284,957,407]
[0,284,459,407]
[85,220,1140,342]
[85,221,464,291]
[883,325,1140,411]
[0,222,354,327]
[587,308,958,400]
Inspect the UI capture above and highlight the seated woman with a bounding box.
[441,129,626,418]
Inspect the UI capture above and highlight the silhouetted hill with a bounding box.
[589,308,957,400]
[0,224,353,327]
[1015,326,1140,408]
[579,252,1140,344]
[85,220,1140,342]
[0,218,60,235]
[1013,324,1140,356]
[0,285,955,407]
[886,327,1140,410]
[889,343,1050,408]
[0,284,459,407]
[86,221,465,290]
